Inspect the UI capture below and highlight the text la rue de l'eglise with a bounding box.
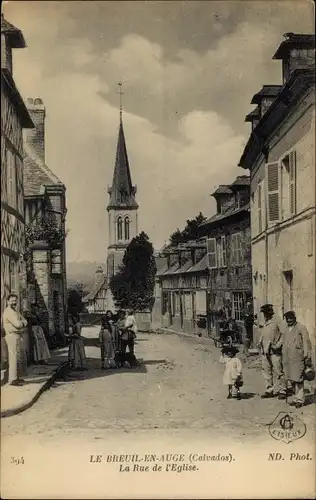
[90,453,235,472]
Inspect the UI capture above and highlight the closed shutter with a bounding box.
[266,162,280,223]
[289,150,297,215]
[207,238,217,268]
[258,184,262,233]
[231,234,237,265]
[221,236,227,267]
[237,233,243,265]
[195,290,206,314]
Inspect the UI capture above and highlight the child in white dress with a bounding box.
[220,345,243,399]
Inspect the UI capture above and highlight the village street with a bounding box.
[2,328,315,441]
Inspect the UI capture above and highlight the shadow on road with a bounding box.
[240,392,256,400]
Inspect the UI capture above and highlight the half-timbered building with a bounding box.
[83,267,107,313]
[1,15,34,311]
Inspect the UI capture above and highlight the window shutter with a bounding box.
[258,184,262,233]
[207,238,217,268]
[221,236,227,267]
[266,162,280,223]
[231,234,237,265]
[289,150,297,215]
[237,233,243,265]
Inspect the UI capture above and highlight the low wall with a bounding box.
[79,312,104,327]
[134,311,152,332]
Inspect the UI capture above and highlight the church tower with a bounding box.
[106,84,139,283]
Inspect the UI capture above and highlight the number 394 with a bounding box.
[11,457,24,465]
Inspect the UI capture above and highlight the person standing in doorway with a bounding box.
[283,311,312,408]
[258,304,287,399]
[2,293,28,386]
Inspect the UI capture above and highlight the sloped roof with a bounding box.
[107,119,138,209]
[273,33,315,59]
[155,256,168,273]
[245,107,260,122]
[200,203,250,227]
[251,85,282,104]
[1,14,25,48]
[23,142,63,196]
[229,176,250,188]
[83,274,107,302]
[211,185,233,197]
[174,259,194,274]
[186,254,208,273]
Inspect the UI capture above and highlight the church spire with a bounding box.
[107,84,138,211]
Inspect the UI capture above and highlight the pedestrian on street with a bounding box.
[99,314,114,370]
[258,304,287,399]
[219,345,243,400]
[2,293,28,386]
[282,311,312,408]
[68,314,87,370]
[243,301,254,347]
[28,305,50,365]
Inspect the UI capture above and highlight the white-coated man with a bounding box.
[2,293,28,386]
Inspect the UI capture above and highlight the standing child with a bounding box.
[220,345,243,400]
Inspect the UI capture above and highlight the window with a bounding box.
[232,292,244,321]
[289,151,297,215]
[266,161,280,223]
[117,217,123,241]
[258,183,263,233]
[7,149,17,208]
[207,238,217,268]
[231,232,243,266]
[217,236,227,268]
[281,150,297,219]
[9,259,17,293]
[124,217,130,240]
[51,250,62,274]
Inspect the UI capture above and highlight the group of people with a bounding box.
[2,293,51,386]
[67,309,138,371]
[219,304,313,408]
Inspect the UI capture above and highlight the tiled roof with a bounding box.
[186,254,208,273]
[230,176,250,188]
[245,107,260,122]
[211,185,233,196]
[1,14,25,48]
[251,85,282,104]
[83,274,107,302]
[160,261,180,276]
[23,142,63,197]
[273,33,315,59]
[200,203,250,227]
[174,259,194,274]
[155,256,168,273]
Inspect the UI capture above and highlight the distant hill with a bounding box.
[66,261,105,292]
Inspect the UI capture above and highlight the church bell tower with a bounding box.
[106,83,139,281]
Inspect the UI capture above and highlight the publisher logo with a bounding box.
[269,412,306,444]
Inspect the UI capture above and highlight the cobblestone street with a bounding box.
[2,327,315,441]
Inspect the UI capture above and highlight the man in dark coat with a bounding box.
[283,311,312,408]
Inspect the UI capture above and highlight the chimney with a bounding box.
[25,97,46,161]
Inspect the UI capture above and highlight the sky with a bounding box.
[4,0,314,262]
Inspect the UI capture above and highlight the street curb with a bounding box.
[156,327,217,345]
[0,361,69,419]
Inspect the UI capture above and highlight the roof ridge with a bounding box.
[24,142,63,185]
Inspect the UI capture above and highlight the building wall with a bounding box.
[250,88,315,349]
[1,78,25,312]
[108,208,138,248]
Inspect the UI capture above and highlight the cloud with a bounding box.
[4,1,313,261]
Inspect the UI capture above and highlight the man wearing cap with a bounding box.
[258,304,287,399]
[283,311,312,408]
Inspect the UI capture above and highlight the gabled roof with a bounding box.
[273,33,315,59]
[23,142,63,197]
[251,85,282,104]
[229,176,250,188]
[211,185,233,197]
[245,107,260,122]
[83,274,107,302]
[1,14,25,48]
[199,203,250,227]
[107,118,138,210]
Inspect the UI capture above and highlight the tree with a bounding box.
[169,212,207,245]
[109,232,157,311]
[67,282,88,316]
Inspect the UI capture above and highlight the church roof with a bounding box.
[107,119,138,210]
[23,142,64,197]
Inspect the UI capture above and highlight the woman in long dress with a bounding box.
[29,307,50,364]
[68,314,87,370]
[99,314,114,369]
